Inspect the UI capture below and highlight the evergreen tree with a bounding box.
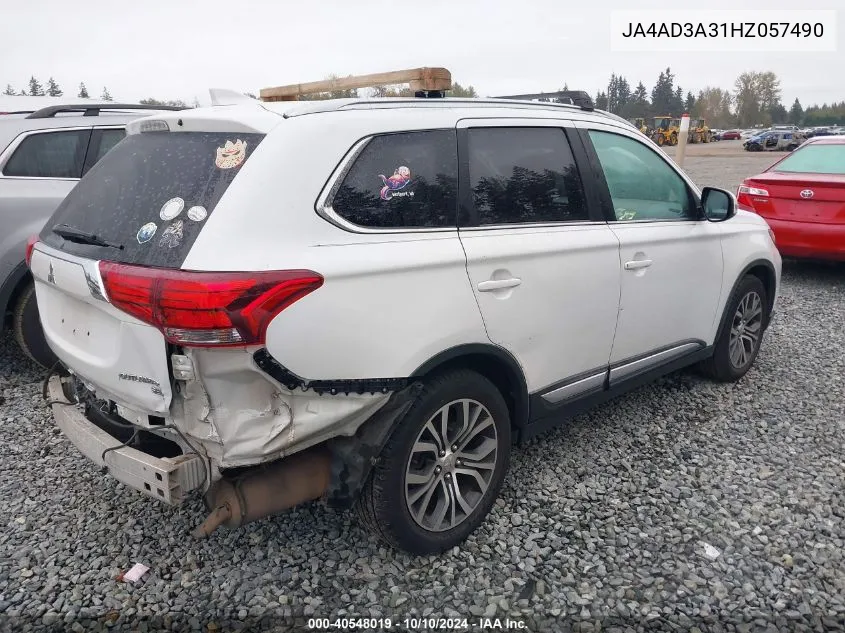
[78,82,89,98]
[101,87,113,102]
[788,98,804,125]
[3,84,15,96]
[28,76,45,96]
[650,68,676,115]
[46,77,63,97]
[672,86,684,115]
[684,91,696,113]
[595,91,609,110]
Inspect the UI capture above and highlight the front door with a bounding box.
[456,120,621,401]
[579,124,724,384]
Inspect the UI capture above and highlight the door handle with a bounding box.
[624,259,653,270]
[477,278,522,292]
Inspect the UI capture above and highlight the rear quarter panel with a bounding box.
[183,110,491,381]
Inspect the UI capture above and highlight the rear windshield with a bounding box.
[774,144,845,175]
[40,131,265,267]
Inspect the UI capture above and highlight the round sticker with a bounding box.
[136,222,157,244]
[187,205,208,222]
[160,197,184,221]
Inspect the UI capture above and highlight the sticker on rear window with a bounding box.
[215,140,248,170]
[160,197,185,221]
[379,166,412,201]
[159,219,184,248]
[187,205,207,222]
[136,222,157,244]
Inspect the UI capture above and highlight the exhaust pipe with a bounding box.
[191,447,331,538]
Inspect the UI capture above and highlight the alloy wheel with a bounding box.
[404,399,498,533]
[729,291,763,369]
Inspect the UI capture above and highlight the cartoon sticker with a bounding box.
[378,166,412,201]
[136,222,157,244]
[159,219,184,248]
[617,209,637,221]
[215,139,247,169]
[160,197,185,221]
[187,205,208,222]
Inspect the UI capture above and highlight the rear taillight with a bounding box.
[25,235,39,268]
[737,183,770,211]
[98,263,323,347]
[737,184,770,197]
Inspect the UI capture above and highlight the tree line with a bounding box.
[5,72,841,128]
[3,77,113,101]
[591,67,842,128]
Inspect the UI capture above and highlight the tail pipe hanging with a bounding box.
[191,447,332,538]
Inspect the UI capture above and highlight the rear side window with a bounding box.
[82,128,125,175]
[330,130,457,228]
[41,131,265,268]
[3,129,91,178]
[464,127,588,226]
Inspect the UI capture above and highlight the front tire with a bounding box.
[356,369,511,554]
[700,275,768,382]
[12,283,58,369]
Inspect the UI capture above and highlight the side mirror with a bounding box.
[701,187,736,222]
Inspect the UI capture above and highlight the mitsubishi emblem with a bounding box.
[800,189,814,199]
[47,262,55,284]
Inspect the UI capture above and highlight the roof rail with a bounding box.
[493,90,594,111]
[260,67,452,102]
[26,103,187,119]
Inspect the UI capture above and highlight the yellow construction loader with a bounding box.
[651,116,680,146]
[688,118,712,143]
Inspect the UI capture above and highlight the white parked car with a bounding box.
[30,94,781,554]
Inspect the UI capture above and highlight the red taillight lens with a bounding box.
[736,182,770,211]
[25,235,39,268]
[98,263,323,347]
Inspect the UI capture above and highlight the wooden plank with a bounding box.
[260,67,451,102]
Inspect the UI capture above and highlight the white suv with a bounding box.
[31,95,781,554]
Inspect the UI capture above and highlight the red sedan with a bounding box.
[737,137,845,261]
[721,130,742,140]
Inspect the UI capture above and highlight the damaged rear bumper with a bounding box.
[48,376,205,505]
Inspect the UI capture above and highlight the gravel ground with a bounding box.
[2,158,844,632]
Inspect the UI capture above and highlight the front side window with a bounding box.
[331,130,457,229]
[465,127,588,226]
[3,129,91,178]
[588,130,696,221]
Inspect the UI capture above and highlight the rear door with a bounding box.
[456,119,621,402]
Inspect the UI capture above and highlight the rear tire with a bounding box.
[700,275,768,382]
[356,369,511,555]
[12,283,58,369]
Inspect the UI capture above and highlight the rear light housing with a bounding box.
[737,184,770,197]
[99,263,323,347]
[737,183,770,211]
[25,235,39,268]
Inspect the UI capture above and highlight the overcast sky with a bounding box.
[1,0,841,107]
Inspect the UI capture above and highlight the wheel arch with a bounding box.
[410,344,530,430]
[0,261,31,329]
[716,259,777,342]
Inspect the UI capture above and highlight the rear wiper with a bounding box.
[52,224,124,250]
